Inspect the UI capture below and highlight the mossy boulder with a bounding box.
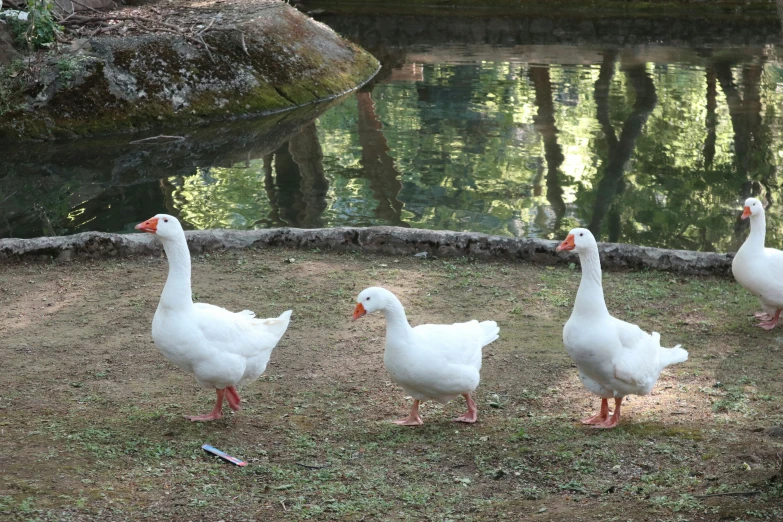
[0,3,379,141]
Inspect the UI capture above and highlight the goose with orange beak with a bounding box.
[135,213,292,421]
[558,228,688,428]
[732,197,783,330]
[352,287,499,426]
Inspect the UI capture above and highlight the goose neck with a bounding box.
[745,213,766,250]
[381,295,413,339]
[574,247,609,317]
[159,236,193,310]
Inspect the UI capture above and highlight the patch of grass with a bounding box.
[622,424,704,441]
[712,387,751,414]
[558,480,587,494]
[650,493,701,512]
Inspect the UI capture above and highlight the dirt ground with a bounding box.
[0,247,782,521]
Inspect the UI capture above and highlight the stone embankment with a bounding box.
[0,227,734,276]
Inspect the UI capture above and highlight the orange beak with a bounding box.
[135,216,159,234]
[741,206,751,220]
[556,233,575,252]
[352,302,367,321]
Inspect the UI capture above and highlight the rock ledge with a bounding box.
[0,227,734,276]
[0,2,379,141]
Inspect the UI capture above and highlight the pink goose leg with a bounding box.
[225,386,242,411]
[185,389,225,422]
[454,393,478,423]
[581,398,609,425]
[593,398,623,429]
[757,309,781,330]
[393,399,423,426]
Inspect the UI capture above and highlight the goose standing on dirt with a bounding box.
[731,197,783,330]
[556,228,688,428]
[135,214,292,421]
[352,287,499,426]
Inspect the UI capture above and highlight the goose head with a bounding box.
[353,286,391,320]
[134,214,185,241]
[556,227,597,253]
[741,198,764,220]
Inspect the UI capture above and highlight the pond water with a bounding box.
[2,9,783,251]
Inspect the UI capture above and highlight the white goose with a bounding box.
[352,287,499,426]
[557,228,688,428]
[135,214,292,421]
[731,197,783,330]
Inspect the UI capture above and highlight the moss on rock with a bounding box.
[0,4,379,141]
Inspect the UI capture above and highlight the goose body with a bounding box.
[353,287,499,425]
[136,214,291,421]
[731,197,783,329]
[383,321,492,403]
[557,228,688,428]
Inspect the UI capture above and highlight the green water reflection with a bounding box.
[1,12,782,251]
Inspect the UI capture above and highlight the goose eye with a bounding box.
[579,233,583,237]
[366,297,370,301]
[163,218,169,222]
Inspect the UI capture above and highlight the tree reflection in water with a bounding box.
[588,55,658,242]
[263,123,330,228]
[355,85,407,226]
[528,64,567,237]
[2,13,782,251]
